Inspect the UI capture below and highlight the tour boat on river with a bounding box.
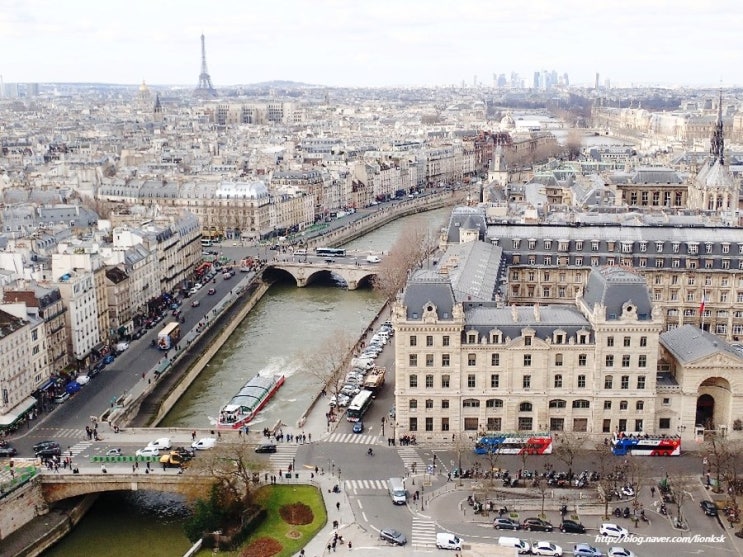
[217,374,285,429]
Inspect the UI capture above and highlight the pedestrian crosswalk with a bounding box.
[269,446,298,473]
[397,446,422,475]
[68,440,94,458]
[325,433,378,445]
[411,517,436,547]
[343,478,388,492]
[36,427,87,440]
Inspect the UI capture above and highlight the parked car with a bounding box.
[599,523,628,539]
[379,528,407,546]
[54,392,70,404]
[0,446,18,457]
[191,437,217,450]
[254,443,277,454]
[352,421,364,434]
[559,519,586,534]
[33,440,59,453]
[135,446,161,458]
[76,374,91,386]
[700,500,718,516]
[493,518,521,530]
[192,299,201,307]
[532,541,563,556]
[102,355,115,365]
[106,448,123,456]
[521,518,553,532]
[574,544,603,557]
[36,446,62,458]
[608,548,637,557]
[145,437,172,451]
[208,288,216,295]
[115,342,129,353]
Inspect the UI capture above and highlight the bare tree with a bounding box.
[452,433,473,487]
[301,328,358,403]
[666,473,693,528]
[705,434,742,494]
[565,129,584,161]
[372,222,435,301]
[188,439,262,509]
[592,442,621,519]
[553,432,586,480]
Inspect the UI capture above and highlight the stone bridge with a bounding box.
[264,261,378,290]
[40,472,215,503]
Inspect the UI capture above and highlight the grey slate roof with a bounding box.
[445,206,487,243]
[660,325,743,364]
[463,303,591,342]
[439,241,504,302]
[582,267,652,320]
[402,275,456,320]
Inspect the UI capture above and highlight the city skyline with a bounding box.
[1,0,742,89]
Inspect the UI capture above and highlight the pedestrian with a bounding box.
[332,540,337,552]
[133,463,136,473]
[651,486,656,497]
[348,541,352,550]
[336,501,341,511]
[238,428,242,437]
[327,543,332,553]
[191,430,196,441]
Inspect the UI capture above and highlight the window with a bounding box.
[577,374,586,388]
[555,353,564,366]
[468,353,476,366]
[491,353,500,366]
[486,417,502,431]
[426,354,434,367]
[462,398,480,408]
[636,400,644,411]
[659,418,671,429]
[409,399,418,410]
[573,418,588,432]
[425,399,433,409]
[605,355,614,367]
[442,399,450,409]
[441,374,450,388]
[425,374,434,388]
[426,335,433,347]
[409,335,417,347]
[523,375,531,389]
[604,375,613,389]
[442,335,450,346]
[409,354,418,367]
[409,417,417,431]
[607,336,614,347]
[442,354,450,367]
[441,417,450,431]
[518,417,533,430]
[519,402,533,412]
[578,354,587,366]
[623,336,631,347]
[640,336,647,347]
[467,374,476,388]
[523,354,532,366]
[490,374,500,388]
[467,333,477,344]
[622,355,631,367]
[549,399,566,408]
[603,419,612,433]
[621,376,629,389]
[554,374,563,388]
[662,397,670,406]
[638,355,647,368]
[464,417,478,431]
[409,374,418,388]
[572,399,590,409]
[637,376,646,389]
[524,336,532,346]
[604,400,612,410]
[486,398,503,408]
[619,400,628,410]
[635,419,643,432]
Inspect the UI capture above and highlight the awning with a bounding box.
[39,378,56,392]
[0,397,37,427]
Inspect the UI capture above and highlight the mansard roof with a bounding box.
[582,266,652,320]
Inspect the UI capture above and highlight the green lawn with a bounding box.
[197,484,326,557]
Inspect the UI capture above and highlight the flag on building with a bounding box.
[699,294,706,315]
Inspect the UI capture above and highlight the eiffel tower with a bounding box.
[194,33,216,97]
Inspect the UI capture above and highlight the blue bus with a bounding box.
[315,247,346,257]
[346,390,373,422]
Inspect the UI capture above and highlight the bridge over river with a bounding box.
[264,259,379,290]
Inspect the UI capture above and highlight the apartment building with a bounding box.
[0,309,35,426]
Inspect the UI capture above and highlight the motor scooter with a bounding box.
[614,507,622,518]
[623,507,631,519]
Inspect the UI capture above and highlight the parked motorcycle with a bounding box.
[660,504,668,516]
[614,507,622,518]
[623,507,631,519]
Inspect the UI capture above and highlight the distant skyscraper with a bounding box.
[533,72,541,89]
[194,34,216,98]
[595,72,600,90]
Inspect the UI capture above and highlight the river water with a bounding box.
[43,207,451,557]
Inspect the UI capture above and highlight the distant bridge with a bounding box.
[264,260,379,290]
[40,472,214,503]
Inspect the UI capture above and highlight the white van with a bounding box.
[497,536,530,554]
[436,532,462,550]
[388,477,407,505]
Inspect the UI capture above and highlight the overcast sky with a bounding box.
[1,0,741,88]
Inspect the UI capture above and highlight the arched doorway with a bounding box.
[696,394,715,428]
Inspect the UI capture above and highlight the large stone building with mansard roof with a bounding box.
[392,249,743,447]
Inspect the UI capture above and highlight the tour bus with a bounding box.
[474,433,553,455]
[346,390,373,422]
[315,247,346,257]
[610,432,681,456]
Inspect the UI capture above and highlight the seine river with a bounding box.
[43,207,451,557]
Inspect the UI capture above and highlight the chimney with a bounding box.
[534,303,541,322]
[511,304,518,322]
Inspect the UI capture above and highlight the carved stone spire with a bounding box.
[710,89,725,165]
